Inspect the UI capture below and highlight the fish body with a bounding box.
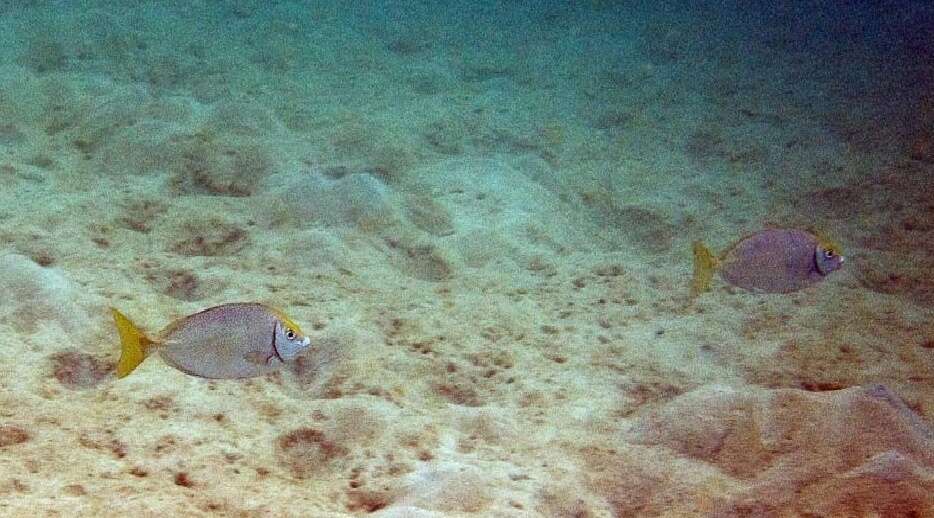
[691,229,844,295]
[112,303,311,379]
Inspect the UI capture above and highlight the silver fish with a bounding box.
[691,229,845,295]
[112,303,311,379]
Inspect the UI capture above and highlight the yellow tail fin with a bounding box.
[111,308,152,378]
[690,241,717,298]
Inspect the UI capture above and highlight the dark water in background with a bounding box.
[2,0,931,206]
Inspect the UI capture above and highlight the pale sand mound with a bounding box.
[601,384,934,516]
[0,253,102,339]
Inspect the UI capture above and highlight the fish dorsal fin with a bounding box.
[157,303,304,340]
[808,227,843,255]
[264,305,303,334]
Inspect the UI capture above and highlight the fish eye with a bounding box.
[285,328,296,340]
[823,249,835,259]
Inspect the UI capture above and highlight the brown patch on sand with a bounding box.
[168,135,272,197]
[117,199,166,233]
[141,267,207,301]
[50,351,113,389]
[383,236,453,282]
[170,220,248,257]
[0,426,30,448]
[78,430,127,459]
[277,428,348,479]
[579,196,678,254]
[344,489,393,513]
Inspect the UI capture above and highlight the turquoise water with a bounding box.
[0,1,932,516]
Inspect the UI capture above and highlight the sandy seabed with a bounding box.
[0,1,932,516]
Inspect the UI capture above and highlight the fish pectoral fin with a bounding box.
[690,241,718,298]
[243,351,274,366]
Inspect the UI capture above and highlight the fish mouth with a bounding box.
[814,250,844,276]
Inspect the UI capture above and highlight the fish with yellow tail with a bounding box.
[112,303,311,379]
[690,228,844,296]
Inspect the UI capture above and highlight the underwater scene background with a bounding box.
[0,1,932,516]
